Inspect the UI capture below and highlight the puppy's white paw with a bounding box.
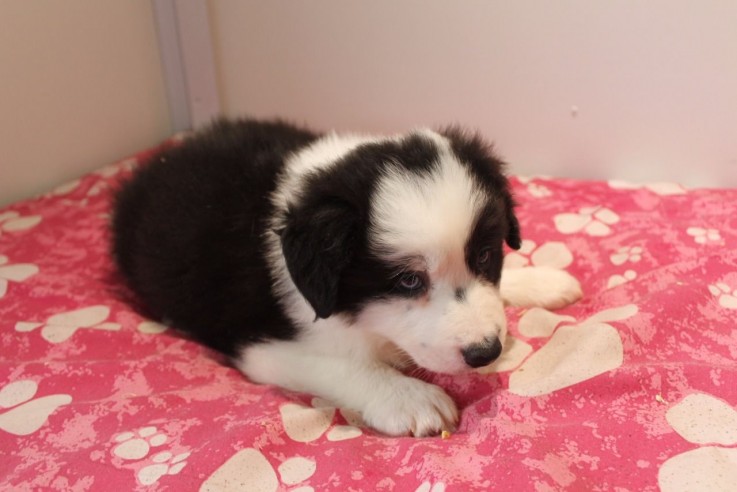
[362,378,458,437]
[535,269,583,309]
[501,266,583,309]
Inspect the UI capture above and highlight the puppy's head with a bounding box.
[281,128,520,373]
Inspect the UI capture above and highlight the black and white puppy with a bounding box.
[112,118,581,436]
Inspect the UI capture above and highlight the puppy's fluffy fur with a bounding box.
[112,119,581,436]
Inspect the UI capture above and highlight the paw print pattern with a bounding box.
[606,245,644,288]
[278,456,317,487]
[113,427,167,460]
[201,448,317,492]
[111,426,190,485]
[708,283,737,310]
[0,211,42,237]
[554,206,619,236]
[658,393,737,491]
[0,255,39,298]
[49,179,82,197]
[55,184,101,207]
[137,321,168,334]
[527,182,552,198]
[84,157,139,200]
[15,305,120,343]
[95,157,139,178]
[504,240,574,270]
[0,380,71,436]
[138,450,190,485]
[415,482,447,492]
[607,270,637,289]
[518,176,552,198]
[608,180,687,196]
[686,227,722,245]
[50,158,140,202]
[610,246,643,265]
[279,397,363,443]
[484,305,637,397]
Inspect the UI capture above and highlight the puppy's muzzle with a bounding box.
[461,337,503,368]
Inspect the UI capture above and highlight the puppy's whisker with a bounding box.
[384,345,415,370]
[409,366,434,383]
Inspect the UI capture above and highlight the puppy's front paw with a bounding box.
[535,268,583,310]
[362,378,458,437]
[501,266,583,309]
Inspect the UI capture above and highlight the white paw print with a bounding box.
[0,211,42,237]
[482,305,637,397]
[201,448,317,492]
[48,158,140,204]
[528,182,552,197]
[686,227,722,245]
[112,426,190,485]
[0,255,39,298]
[51,158,140,203]
[138,450,190,485]
[0,380,72,436]
[52,181,107,208]
[96,157,139,178]
[504,240,574,270]
[517,176,553,198]
[610,246,643,265]
[606,246,642,288]
[554,206,620,236]
[608,180,687,196]
[15,305,121,343]
[708,283,737,310]
[659,393,737,491]
[113,426,168,460]
[49,179,81,197]
[415,481,447,492]
[607,270,637,289]
[86,181,109,197]
[137,321,168,334]
[279,397,363,443]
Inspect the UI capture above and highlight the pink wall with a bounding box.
[210,0,737,187]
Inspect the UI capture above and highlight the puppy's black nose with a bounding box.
[461,337,503,368]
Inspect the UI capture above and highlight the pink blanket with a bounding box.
[2,144,736,491]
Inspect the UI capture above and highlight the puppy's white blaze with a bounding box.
[355,281,507,374]
[370,150,486,263]
[273,132,377,210]
[289,132,370,176]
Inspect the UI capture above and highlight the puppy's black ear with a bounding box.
[506,210,522,250]
[280,200,357,319]
[504,194,522,250]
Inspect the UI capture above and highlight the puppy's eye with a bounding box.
[477,248,491,266]
[397,272,425,293]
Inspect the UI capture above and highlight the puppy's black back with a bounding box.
[112,119,318,355]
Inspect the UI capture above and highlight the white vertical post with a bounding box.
[152,0,221,132]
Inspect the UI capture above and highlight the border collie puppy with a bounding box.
[112,119,581,436]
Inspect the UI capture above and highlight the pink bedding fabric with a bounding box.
[1,145,736,492]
